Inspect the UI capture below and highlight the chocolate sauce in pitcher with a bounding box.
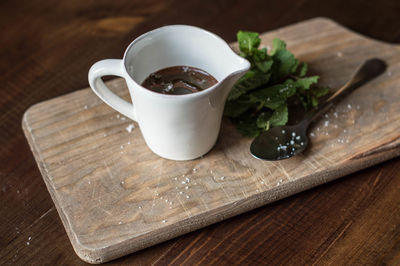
[141,66,218,95]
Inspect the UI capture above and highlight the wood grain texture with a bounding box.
[21,18,400,263]
[2,1,400,265]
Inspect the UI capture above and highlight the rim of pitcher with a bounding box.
[122,24,250,99]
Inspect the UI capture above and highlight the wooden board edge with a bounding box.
[22,110,106,264]
[297,17,400,49]
[22,102,400,263]
[93,143,400,263]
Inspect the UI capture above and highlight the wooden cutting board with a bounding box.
[22,18,400,264]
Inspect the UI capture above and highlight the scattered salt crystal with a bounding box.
[296,136,301,140]
[26,242,30,246]
[333,112,338,118]
[28,236,31,241]
[220,176,225,180]
[185,177,190,182]
[346,139,350,143]
[179,191,183,195]
[347,104,352,109]
[300,142,304,146]
[324,121,329,127]
[120,181,125,185]
[126,124,135,133]
[324,114,329,118]
[169,201,173,205]
[290,140,295,145]
[88,181,91,184]
[334,125,338,128]
[120,145,123,149]
[181,181,186,185]
[282,130,286,134]
[162,220,167,223]
[260,181,264,184]
[186,195,190,199]
[17,190,20,194]
[174,177,177,180]
[84,105,88,109]
[292,132,296,137]
[337,52,343,57]
[138,206,142,209]
[116,114,120,119]
[310,132,315,137]
[343,129,347,133]
[185,186,189,190]
[165,199,168,202]
[121,117,126,121]
[118,221,122,224]
[127,141,131,144]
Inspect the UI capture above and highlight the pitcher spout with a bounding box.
[211,55,250,107]
[224,56,251,91]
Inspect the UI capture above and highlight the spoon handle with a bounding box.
[305,58,387,123]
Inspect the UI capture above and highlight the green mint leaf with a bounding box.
[252,48,273,73]
[237,31,261,56]
[228,71,271,100]
[269,104,288,127]
[272,49,298,80]
[256,112,271,130]
[224,98,253,118]
[233,116,263,137]
[249,83,296,110]
[286,76,319,90]
[298,62,308,77]
[270,38,286,55]
[311,96,318,107]
[311,86,330,98]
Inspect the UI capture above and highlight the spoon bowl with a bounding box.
[251,121,309,160]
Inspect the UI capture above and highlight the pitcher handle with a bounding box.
[88,59,137,122]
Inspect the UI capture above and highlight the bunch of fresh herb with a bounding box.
[224,31,329,137]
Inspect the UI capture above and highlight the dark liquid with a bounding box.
[141,66,218,95]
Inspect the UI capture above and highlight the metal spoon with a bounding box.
[250,58,387,161]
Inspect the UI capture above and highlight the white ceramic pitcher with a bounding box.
[88,25,250,160]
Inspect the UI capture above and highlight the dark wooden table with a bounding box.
[1,0,400,265]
